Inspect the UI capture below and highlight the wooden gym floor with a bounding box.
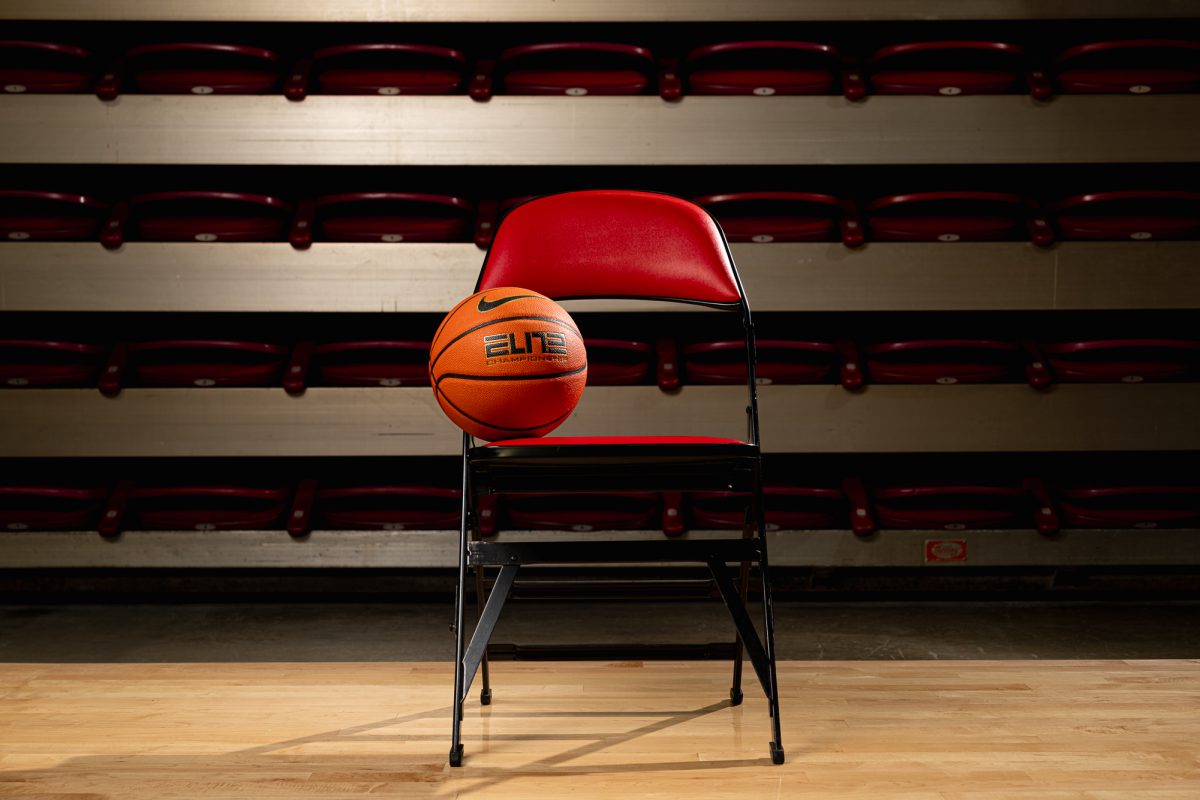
[2,659,1197,799]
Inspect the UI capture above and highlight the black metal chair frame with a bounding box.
[449,194,784,767]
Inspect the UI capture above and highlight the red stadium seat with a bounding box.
[99,481,289,534]
[285,43,467,99]
[860,41,1047,99]
[694,192,864,246]
[290,193,472,248]
[583,339,654,385]
[1040,339,1200,383]
[1051,191,1200,241]
[288,341,432,391]
[0,40,93,93]
[864,340,1025,384]
[312,340,432,387]
[473,196,539,248]
[310,485,462,531]
[0,340,104,387]
[0,191,107,241]
[503,492,661,531]
[102,191,291,249]
[1057,484,1200,529]
[684,339,838,385]
[99,340,287,394]
[870,482,1039,530]
[448,190,783,767]
[864,192,1053,245]
[691,484,848,531]
[471,42,657,99]
[1053,39,1200,94]
[0,485,106,531]
[96,43,281,100]
[681,41,841,96]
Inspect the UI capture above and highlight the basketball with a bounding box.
[429,287,588,441]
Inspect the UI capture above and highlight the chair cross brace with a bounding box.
[457,538,774,705]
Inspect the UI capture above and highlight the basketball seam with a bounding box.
[434,362,587,389]
[428,314,583,373]
[434,384,576,434]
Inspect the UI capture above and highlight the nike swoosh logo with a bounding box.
[476,293,539,313]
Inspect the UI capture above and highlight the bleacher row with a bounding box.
[4,38,1199,100]
[4,188,1200,247]
[3,474,1198,536]
[3,338,1198,392]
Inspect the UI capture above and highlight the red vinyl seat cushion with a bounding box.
[487,436,746,448]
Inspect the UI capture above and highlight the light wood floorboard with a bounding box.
[1,660,1197,798]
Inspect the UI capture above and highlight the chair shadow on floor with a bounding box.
[2,697,775,798]
[449,699,775,788]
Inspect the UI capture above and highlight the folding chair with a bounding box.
[448,190,784,767]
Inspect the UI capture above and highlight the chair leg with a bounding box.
[729,509,753,706]
[753,484,785,765]
[449,435,471,768]
[474,563,492,705]
[761,556,784,765]
[450,536,467,767]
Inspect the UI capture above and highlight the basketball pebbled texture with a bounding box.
[429,287,588,441]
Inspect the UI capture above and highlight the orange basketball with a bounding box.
[429,287,588,441]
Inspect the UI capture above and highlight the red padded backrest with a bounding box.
[478,191,743,305]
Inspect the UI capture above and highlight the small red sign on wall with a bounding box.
[925,539,968,563]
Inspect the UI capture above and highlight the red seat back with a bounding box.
[479,191,742,306]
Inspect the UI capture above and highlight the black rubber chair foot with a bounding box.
[449,744,464,767]
[480,688,492,705]
[770,742,785,765]
[729,688,743,706]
